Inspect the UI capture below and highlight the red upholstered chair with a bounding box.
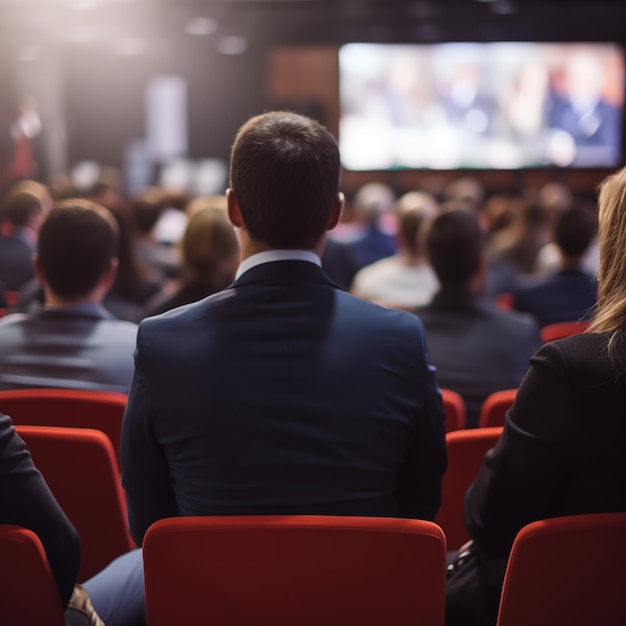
[496,512,626,626]
[540,320,591,343]
[441,388,467,432]
[435,427,503,549]
[478,389,517,428]
[0,388,127,463]
[143,515,447,626]
[15,425,136,582]
[0,525,66,626]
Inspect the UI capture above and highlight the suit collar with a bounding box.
[232,259,335,288]
[236,250,321,280]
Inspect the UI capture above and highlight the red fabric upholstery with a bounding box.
[497,512,626,626]
[15,425,136,581]
[540,320,591,343]
[436,427,503,549]
[0,524,66,626]
[441,388,467,432]
[143,515,447,626]
[478,389,517,428]
[0,388,127,463]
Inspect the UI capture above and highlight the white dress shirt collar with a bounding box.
[235,250,321,280]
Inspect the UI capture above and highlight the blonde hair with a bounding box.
[182,205,238,285]
[588,165,626,350]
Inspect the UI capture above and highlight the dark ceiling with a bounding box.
[1,0,626,53]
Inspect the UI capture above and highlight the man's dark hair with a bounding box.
[555,206,597,258]
[38,199,119,300]
[229,111,340,249]
[426,209,484,288]
[131,188,165,234]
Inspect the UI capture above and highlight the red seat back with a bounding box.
[478,389,517,428]
[436,427,503,549]
[540,320,591,343]
[497,513,626,626]
[441,388,467,432]
[0,524,66,626]
[143,515,447,626]
[16,425,136,582]
[0,388,127,463]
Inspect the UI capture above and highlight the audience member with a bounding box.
[130,187,180,282]
[104,204,162,322]
[490,199,550,274]
[0,199,137,393]
[513,206,598,326]
[0,180,51,291]
[326,182,398,273]
[416,209,540,426]
[446,164,626,626]
[93,111,446,626]
[352,190,439,308]
[144,200,239,316]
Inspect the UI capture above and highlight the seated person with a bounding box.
[144,198,239,317]
[446,164,626,626]
[351,190,439,308]
[0,199,137,393]
[416,209,540,427]
[513,206,598,327]
[0,180,51,291]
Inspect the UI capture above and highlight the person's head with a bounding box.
[35,199,119,305]
[555,206,597,261]
[131,187,166,236]
[227,111,343,252]
[589,166,626,338]
[182,204,239,287]
[426,208,485,290]
[352,183,396,227]
[395,191,438,258]
[1,180,51,230]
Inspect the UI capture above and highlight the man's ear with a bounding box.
[103,258,118,291]
[226,189,243,228]
[326,192,344,232]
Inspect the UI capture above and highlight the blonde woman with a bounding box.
[446,166,626,626]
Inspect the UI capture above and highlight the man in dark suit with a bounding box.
[92,111,446,626]
[122,110,446,536]
[416,209,540,427]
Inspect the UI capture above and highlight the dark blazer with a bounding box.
[416,291,540,427]
[0,232,35,291]
[0,413,80,606]
[121,260,447,544]
[448,332,626,626]
[513,268,597,327]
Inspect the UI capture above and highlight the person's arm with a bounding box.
[465,341,575,555]
[120,323,179,545]
[395,319,447,520]
[0,414,80,607]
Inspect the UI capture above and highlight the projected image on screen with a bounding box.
[339,42,624,170]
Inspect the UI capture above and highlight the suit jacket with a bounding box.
[513,268,597,327]
[0,413,80,606]
[0,232,35,291]
[450,333,626,626]
[416,291,540,427]
[0,303,137,393]
[121,260,447,544]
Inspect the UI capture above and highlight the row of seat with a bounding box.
[2,511,625,626]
